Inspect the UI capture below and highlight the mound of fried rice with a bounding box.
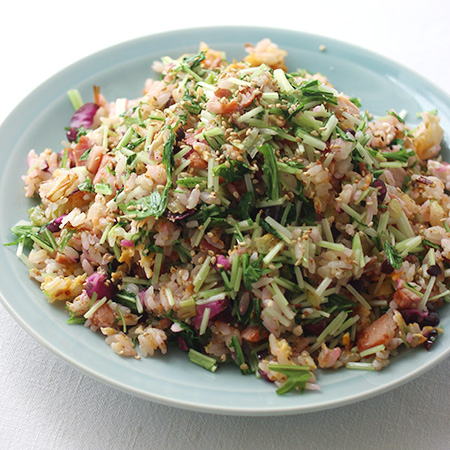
[10,39,448,394]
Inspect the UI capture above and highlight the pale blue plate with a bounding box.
[0,27,449,416]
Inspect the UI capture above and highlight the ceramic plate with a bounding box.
[1,27,449,416]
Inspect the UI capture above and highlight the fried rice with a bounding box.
[8,39,448,395]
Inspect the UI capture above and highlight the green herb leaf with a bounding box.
[147,244,163,254]
[78,178,94,193]
[387,110,405,124]
[258,143,280,200]
[326,294,356,313]
[67,313,86,325]
[182,51,206,71]
[94,180,113,196]
[182,92,202,115]
[213,158,251,183]
[74,126,88,143]
[119,189,168,220]
[384,241,403,270]
[79,146,92,161]
[235,191,252,220]
[162,126,176,179]
[115,291,138,314]
[350,97,362,107]
[242,254,271,290]
[176,176,208,189]
[119,126,175,219]
[336,126,356,142]
[59,230,75,252]
[423,239,440,250]
[382,139,414,163]
[296,182,316,225]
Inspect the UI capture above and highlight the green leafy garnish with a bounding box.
[119,126,175,218]
[326,294,356,313]
[188,348,218,372]
[59,229,74,252]
[182,92,202,115]
[67,312,86,325]
[228,335,252,375]
[382,139,414,162]
[350,97,362,107]
[336,126,355,142]
[78,146,92,161]
[297,182,316,225]
[387,110,405,124]
[119,189,169,220]
[94,180,113,196]
[213,158,251,183]
[258,143,280,200]
[176,176,208,189]
[235,191,252,220]
[242,254,271,290]
[267,365,312,395]
[423,239,440,250]
[115,291,138,314]
[78,178,94,193]
[384,241,403,270]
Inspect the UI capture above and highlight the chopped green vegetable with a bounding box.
[267,365,312,395]
[188,349,218,372]
[94,181,113,196]
[213,158,251,183]
[78,178,94,192]
[79,147,92,161]
[384,241,403,270]
[67,89,84,111]
[258,143,280,200]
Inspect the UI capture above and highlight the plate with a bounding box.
[1,26,449,416]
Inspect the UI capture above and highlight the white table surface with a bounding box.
[1,1,450,449]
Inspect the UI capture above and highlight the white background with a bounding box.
[1,1,450,449]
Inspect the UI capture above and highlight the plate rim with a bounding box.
[1,25,450,416]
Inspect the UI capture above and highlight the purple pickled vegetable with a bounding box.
[66,127,79,142]
[256,348,269,361]
[213,307,233,324]
[422,310,440,327]
[372,179,387,203]
[137,290,146,309]
[177,337,189,352]
[401,309,440,327]
[258,369,274,383]
[261,206,281,221]
[85,272,115,300]
[349,278,364,294]
[120,239,134,248]
[424,329,438,351]
[381,259,394,274]
[46,214,67,232]
[401,309,427,324]
[331,223,340,241]
[216,254,231,271]
[166,209,195,222]
[66,103,99,142]
[191,300,227,329]
[303,320,327,336]
[342,128,356,136]
[427,264,442,277]
[176,127,185,142]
